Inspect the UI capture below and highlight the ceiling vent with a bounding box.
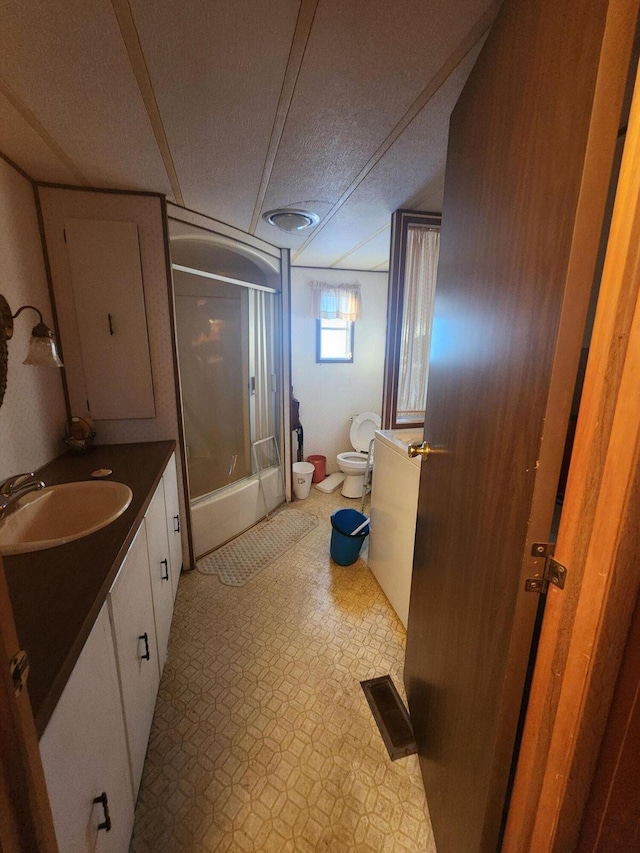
[263,209,320,233]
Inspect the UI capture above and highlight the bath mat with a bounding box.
[197,509,318,586]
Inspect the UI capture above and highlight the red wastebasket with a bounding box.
[307,455,326,483]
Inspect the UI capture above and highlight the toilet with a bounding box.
[336,412,381,498]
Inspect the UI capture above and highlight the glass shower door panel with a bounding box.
[248,290,279,450]
[176,290,250,499]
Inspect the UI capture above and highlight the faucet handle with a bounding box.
[0,472,39,496]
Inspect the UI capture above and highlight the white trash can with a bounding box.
[292,461,315,500]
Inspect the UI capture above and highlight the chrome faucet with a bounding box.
[0,472,46,516]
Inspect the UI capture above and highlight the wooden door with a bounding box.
[505,46,640,849]
[403,1,636,851]
[0,555,57,852]
[578,593,640,851]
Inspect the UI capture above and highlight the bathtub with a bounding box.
[191,466,284,558]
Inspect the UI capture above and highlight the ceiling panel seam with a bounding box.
[369,259,389,271]
[249,0,320,234]
[292,0,502,262]
[0,149,34,183]
[0,75,91,186]
[329,222,391,268]
[408,179,447,213]
[110,0,185,205]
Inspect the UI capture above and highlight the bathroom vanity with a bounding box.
[3,441,181,852]
[368,429,423,628]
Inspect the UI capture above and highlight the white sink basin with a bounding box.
[0,481,133,556]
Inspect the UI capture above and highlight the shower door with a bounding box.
[170,220,283,512]
[174,272,251,499]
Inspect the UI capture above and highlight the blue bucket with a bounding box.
[330,509,370,566]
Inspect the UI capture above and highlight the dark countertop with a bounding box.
[3,440,175,737]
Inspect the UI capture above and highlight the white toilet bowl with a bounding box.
[336,412,381,498]
[336,452,369,497]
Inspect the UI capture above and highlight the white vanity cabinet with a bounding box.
[368,429,423,629]
[108,523,160,798]
[144,479,173,676]
[162,453,183,599]
[38,452,180,850]
[39,604,135,853]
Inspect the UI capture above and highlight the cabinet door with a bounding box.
[162,454,183,599]
[39,604,134,853]
[368,438,420,629]
[64,218,155,420]
[145,480,173,677]
[108,524,159,798]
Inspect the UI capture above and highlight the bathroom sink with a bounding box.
[0,481,133,556]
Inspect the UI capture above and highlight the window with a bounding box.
[316,318,354,363]
[382,210,441,428]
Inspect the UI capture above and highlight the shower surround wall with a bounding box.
[0,157,66,480]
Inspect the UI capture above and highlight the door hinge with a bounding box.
[525,542,567,594]
[10,650,30,696]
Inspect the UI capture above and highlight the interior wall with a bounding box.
[290,266,388,474]
[0,158,66,480]
[37,187,189,566]
[37,188,178,442]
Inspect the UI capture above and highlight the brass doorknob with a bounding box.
[407,441,447,460]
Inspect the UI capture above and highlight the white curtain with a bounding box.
[309,281,361,320]
[397,227,440,420]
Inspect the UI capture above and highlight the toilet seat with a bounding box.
[336,451,368,471]
[349,412,381,452]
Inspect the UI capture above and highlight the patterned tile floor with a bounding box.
[130,487,435,852]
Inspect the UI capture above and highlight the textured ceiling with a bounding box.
[0,0,500,270]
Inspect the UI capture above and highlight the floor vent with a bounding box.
[360,675,417,761]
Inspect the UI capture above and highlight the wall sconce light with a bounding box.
[0,295,63,367]
[0,293,63,407]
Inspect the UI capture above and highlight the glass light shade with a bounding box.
[23,334,64,367]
